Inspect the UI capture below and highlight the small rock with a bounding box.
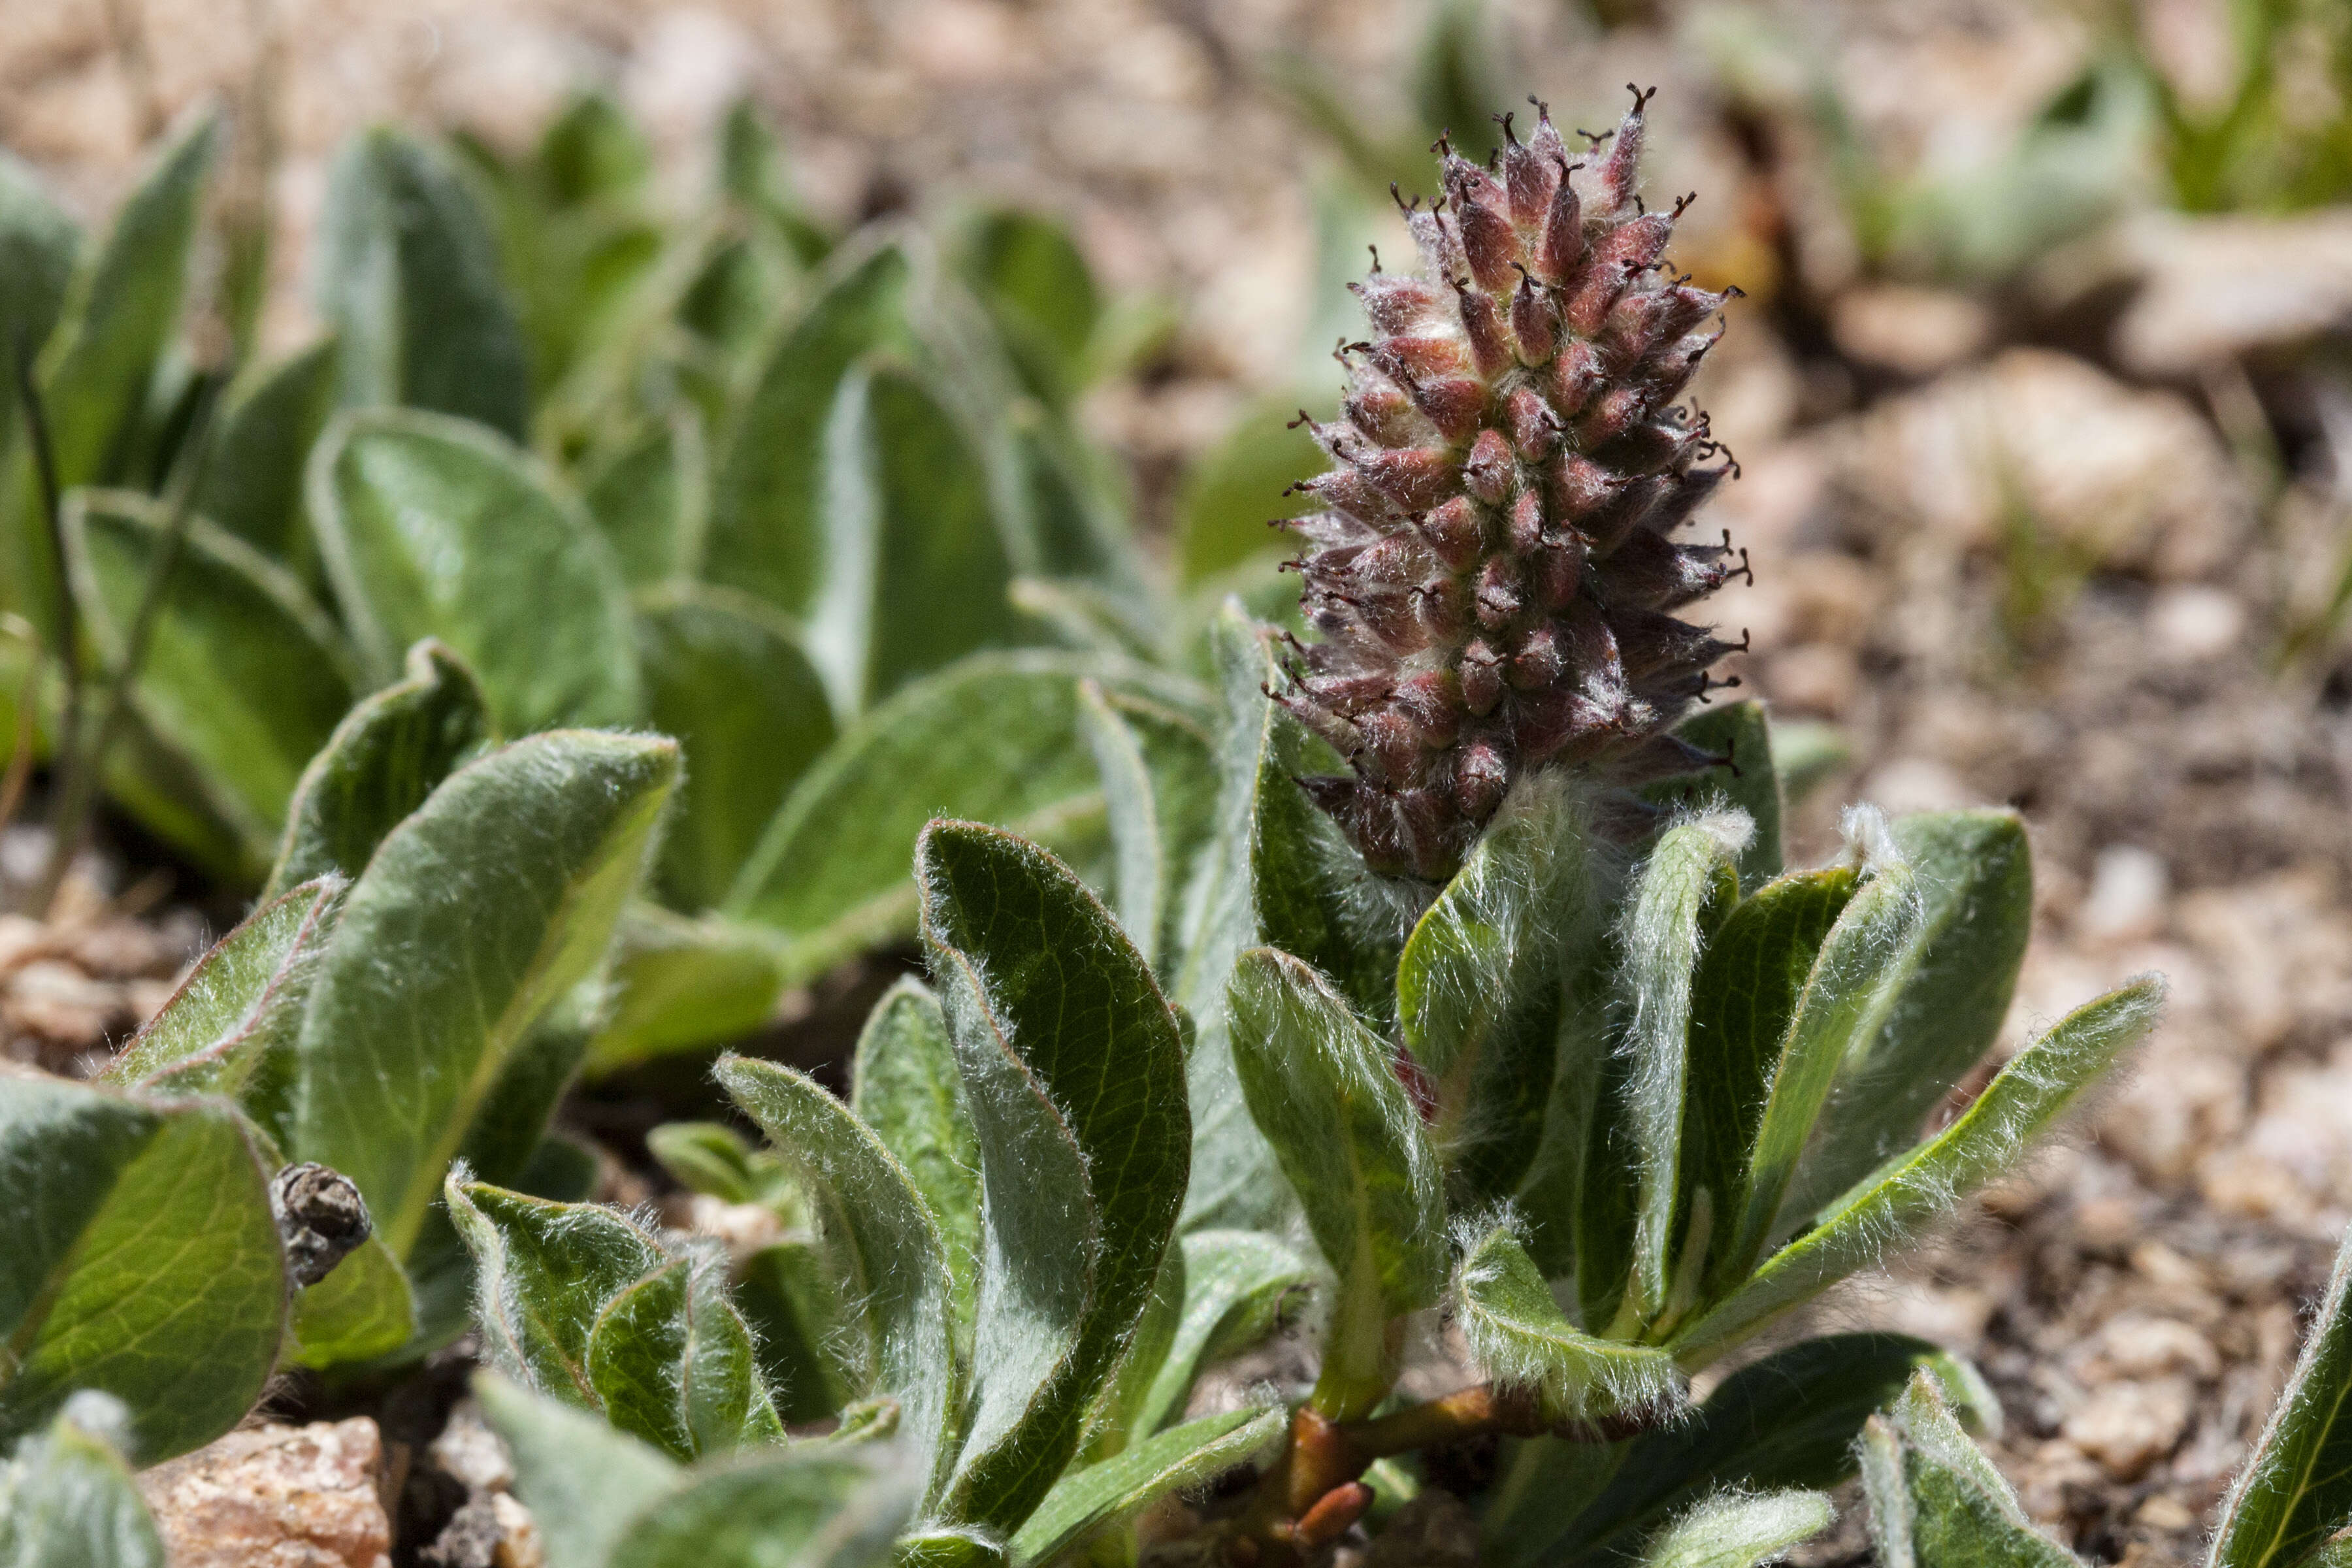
[1861,757,1976,815]
[2149,585,2245,664]
[491,1492,545,1568]
[1760,644,1859,717]
[1829,284,1993,376]
[2093,1315,2221,1381]
[688,1192,784,1258]
[2062,1377,2195,1480]
[2076,846,2170,946]
[138,1417,391,1568]
[427,1402,515,1495]
[2135,1494,2197,1532]
[2106,210,2352,376]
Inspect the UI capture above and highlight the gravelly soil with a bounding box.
[9,1,2352,1560]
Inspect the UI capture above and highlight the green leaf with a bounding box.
[1769,721,1850,809]
[291,730,678,1261]
[954,210,1100,409]
[1861,1373,2079,1568]
[1010,1407,1282,1568]
[585,412,706,587]
[1783,811,2033,1228]
[1637,1490,1831,1568]
[287,1232,416,1368]
[644,1121,770,1207]
[1168,606,1333,1233]
[1175,400,1325,585]
[103,875,342,1141]
[0,1081,285,1461]
[475,1372,683,1568]
[0,1395,166,1568]
[0,152,78,429]
[195,337,341,561]
[1723,857,1921,1290]
[1225,946,1444,1415]
[1398,777,1591,1204]
[587,1253,779,1462]
[581,906,786,1075]
[849,978,982,1331]
[1624,813,1750,1318]
[308,408,640,730]
[446,1179,665,1402]
[316,128,531,440]
[727,651,1201,981]
[35,112,216,490]
[2212,1218,2352,1568]
[65,489,354,845]
[638,586,836,913]
[265,637,497,897]
[917,821,1191,1531]
[1134,1230,1316,1439]
[802,361,1021,713]
[707,247,910,613]
[719,1056,960,1495]
[606,1445,917,1568]
[1497,1332,1993,1568]
[1673,978,2163,1358]
[1643,702,1782,894]
[737,1241,856,1426]
[1454,1222,1680,1426]
[1675,866,1859,1310]
[1077,679,1166,968]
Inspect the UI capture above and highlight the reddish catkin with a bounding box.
[1276,90,1744,879]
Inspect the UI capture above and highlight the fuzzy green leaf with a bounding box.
[103,876,342,1129]
[1399,778,1591,1205]
[1175,401,1326,585]
[1861,1373,2078,1568]
[1673,978,2163,1358]
[2212,1218,2352,1568]
[265,638,497,898]
[587,1254,780,1462]
[1502,1333,1994,1568]
[310,409,638,728]
[35,112,215,489]
[287,1232,416,1369]
[1171,606,1355,1233]
[638,586,835,912]
[0,1396,166,1568]
[583,906,786,1074]
[644,1121,770,1208]
[1455,1222,1680,1425]
[195,338,341,560]
[1639,1491,1831,1568]
[737,1241,855,1426]
[849,978,982,1330]
[0,152,78,432]
[719,1056,960,1494]
[446,1179,665,1403]
[804,361,1021,715]
[291,731,678,1262]
[1078,679,1166,969]
[708,246,911,613]
[956,208,1100,408]
[1011,1407,1283,1568]
[728,651,1201,981]
[1644,703,1783,894]
[1783,812,2033,1229]
[316,128,531,440]
[917,821,1190,1531]
[1675,867,1859,1309]
[585,412,706,587]
[606,1445,917,1568]
[65,490,355,845]
[0,1084,285,1461]
[1625,813,1750,1318]
[1134,1230,1316,1439]
[475,1372,683,1568]
[1723,859,1920,1291]
[1227,947,1443,1415]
